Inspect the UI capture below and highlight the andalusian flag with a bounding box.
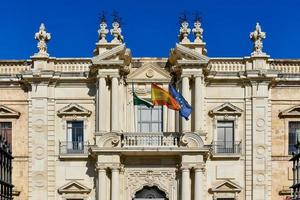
[133,92,153,108]
[151,83,181,110]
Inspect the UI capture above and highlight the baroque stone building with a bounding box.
[0,19,297,200]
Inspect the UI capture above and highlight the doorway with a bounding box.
[133,186,168,200]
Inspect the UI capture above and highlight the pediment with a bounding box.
[170,43,209,64]
[57,103,91,117]
[127,63,171,83]
[92,44,126,64]
[209,103,242,116]
[58,181,91,194]
[0,105,20,118]
[279,105,300,118]
[211,180,242,193]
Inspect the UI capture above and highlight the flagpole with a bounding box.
[132,83,137,132]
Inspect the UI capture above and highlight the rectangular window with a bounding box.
[289,121,300,154]
[216,121,234,153]
[0,122,12,146]
[67,121,84,153]
[137,105,163,132]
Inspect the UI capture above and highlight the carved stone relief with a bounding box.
[125,168,178,200]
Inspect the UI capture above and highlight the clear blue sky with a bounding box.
[0,0,299,59]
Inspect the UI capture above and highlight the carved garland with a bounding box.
[125,168,177,200]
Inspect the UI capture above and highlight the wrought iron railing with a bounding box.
[122,132,180,148]
[0,135,13,200]
[212,141,241,154]
[59,141,89,155]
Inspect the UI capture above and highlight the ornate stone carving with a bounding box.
[180,132,204,148]
[110,21,123,43]
[97,132,121,147]
[179,21,191,43]
[98,20,109,43]
[192,20,203,43]
[34,23,51,57]
[250,22,266,56]
[125,168,177,200]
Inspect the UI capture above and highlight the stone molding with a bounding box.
[279,104,300,118]
[57,103,92,117]
[0,105,20,118]
[58,181,91,194]
[209,102,243,117]
[209,179,242,200]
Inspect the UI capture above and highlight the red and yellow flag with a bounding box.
[151,83,181,110]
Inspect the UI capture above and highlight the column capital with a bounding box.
[110,164,121,171]
[194,167,205,173]
[180,164,191,171]
[97,74,107,79]
[95,163,107,171]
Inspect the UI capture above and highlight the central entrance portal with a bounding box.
[133,186,168,200]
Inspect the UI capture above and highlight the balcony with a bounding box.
[121,132,180,148]
[59,141,89,159]
[211,141,241,159]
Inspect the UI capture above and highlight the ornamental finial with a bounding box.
[192,19,203,43]
[34,23,51,57]
[249,22,266,56]
[98,14,109,43]
[178,12,190,43]
[110,12,124,43]
[179,21,191,43]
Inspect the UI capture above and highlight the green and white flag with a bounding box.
[133,92,153,108]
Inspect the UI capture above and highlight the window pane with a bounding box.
[0,122,12,146]
[141,123,150,132]
[152,109,159,121]
[141,109,151,121]
[152,123,159,132]
[289,121,300,154]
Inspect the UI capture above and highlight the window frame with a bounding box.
[216,120,235,153]
[136,105,163,133]
[288,121,300,155]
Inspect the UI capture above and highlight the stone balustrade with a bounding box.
[209,58,245,72]
[122,132,180,148]
[270,60,300,73]
[0,61,31,74]
[54,59,91,72]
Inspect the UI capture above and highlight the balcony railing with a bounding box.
[59,141,89,155]
[212,141,241,154]
[122,132,180,148]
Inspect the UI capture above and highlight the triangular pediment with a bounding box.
[92,44,126,64]
[0,105,20,118]
[58,181,91,194]
[174,43,209,63]
[211,180,242,193]
[209,103,242,116]
[280,105,300,118]
[57,103,91,117]
[127,63,171,83]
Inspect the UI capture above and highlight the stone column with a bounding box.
[194,75,202,132]
[98,167,107,200]
[181,76,191,132]
[181,167,191,200]
[111,76,119,132]
[194,168,205,200]
[97,75,106,132]
[111,167,120,200]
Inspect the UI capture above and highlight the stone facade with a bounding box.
[0,19,296,200]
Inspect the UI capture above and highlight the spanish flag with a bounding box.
[151,83,181,111]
